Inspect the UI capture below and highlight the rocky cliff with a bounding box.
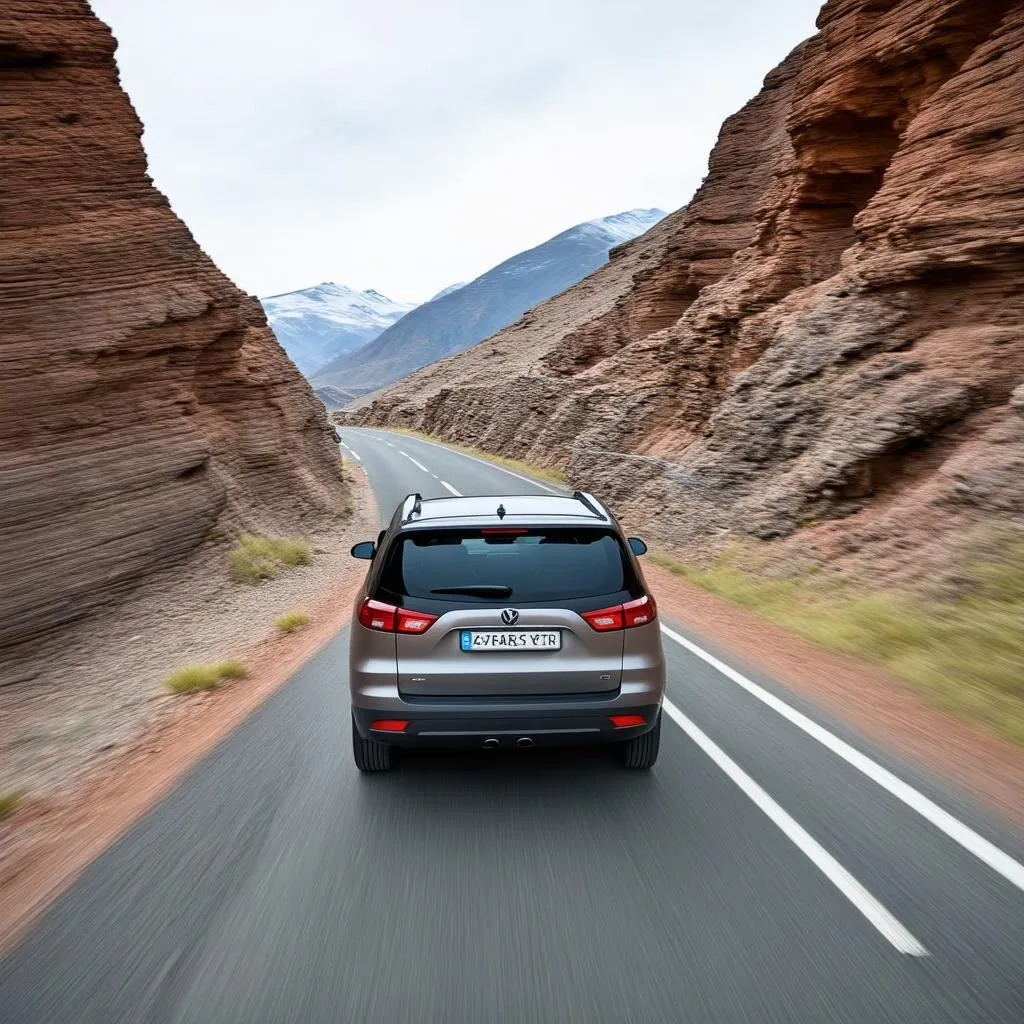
[0,1,347,656]
[346,0,1024,580]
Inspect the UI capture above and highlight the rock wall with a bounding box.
[347,0,1024,579]
[0,2,347,655]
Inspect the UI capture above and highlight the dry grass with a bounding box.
[165,659,249,694]
[214,659,249,680]
[275,610,311,633]
[388,428,568,486]
[651,533,1024,745]
[0,791,24,820]
[228,534,311,584]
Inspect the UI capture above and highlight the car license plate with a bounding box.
[460,630,561,652]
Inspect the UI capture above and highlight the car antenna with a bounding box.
[496,503,506,520]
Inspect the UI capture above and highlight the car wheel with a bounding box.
[352,714,394,772]
[620,712,660,769]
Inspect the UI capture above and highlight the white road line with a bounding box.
[347,449,361,462]
[384,441,395,448]
[662,698,928,957]
[386,432,563,495]
[398,451,429,473]
[440,480,462,496]
[661,625,1024,895]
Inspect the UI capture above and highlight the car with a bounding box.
[347,490,666,771]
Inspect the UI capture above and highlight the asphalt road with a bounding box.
[2,427,1023,1023]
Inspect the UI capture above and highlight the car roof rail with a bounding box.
[402,492,423,523]
[573,490,607,520]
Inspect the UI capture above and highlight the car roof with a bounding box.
[396,491,613,530]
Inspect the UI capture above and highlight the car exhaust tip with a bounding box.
[483,738,501,749]
[516,737,535,749]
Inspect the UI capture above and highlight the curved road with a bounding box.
[2,427,1023,1022]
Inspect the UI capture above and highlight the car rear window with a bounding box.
[378,527,635,604]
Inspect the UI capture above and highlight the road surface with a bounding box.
[2,426,1022,1023]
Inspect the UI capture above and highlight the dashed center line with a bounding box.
[662,698,928,957]
[399,451,429,473]
[440,480,461,496]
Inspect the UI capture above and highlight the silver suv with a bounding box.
[348,491,666,771]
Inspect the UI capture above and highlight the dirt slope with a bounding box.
[346,0,1024,579]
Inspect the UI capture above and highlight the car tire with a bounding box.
[620,712,660,769]
[352,714,394,772]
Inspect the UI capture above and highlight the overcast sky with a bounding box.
[89,0,822,303]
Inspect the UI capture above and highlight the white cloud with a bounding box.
[89,0,822,301]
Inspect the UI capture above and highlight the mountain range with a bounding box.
[306,208,665,402]
[259,283,415,376]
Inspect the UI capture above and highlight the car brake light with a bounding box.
[480,528,528,534]
[609,714,646,728]
[396,608,438,634]
[581,604,625,631]
[358,599,438,634]
[358,598,397,632]
[623,594,657,628]
[582,594,657,631]
[371,719,409,732]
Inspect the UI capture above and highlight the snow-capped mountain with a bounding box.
[312,208,666,398]
[429,282,467,301]
[260,282,416,376]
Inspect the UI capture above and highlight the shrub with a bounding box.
[165,664,221,693]
[214,659,249,680]
[228,534,311,583]
[276,610,311,633]
[165,660,248,694]
[0,791,24,820]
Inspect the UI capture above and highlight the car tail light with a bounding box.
[396,608,438,634]
[357,599,438,634]
[623,594,657,628]
[582,594,657,631]
[371,719,409,732]
[358,598,397,632]
[581,604,625,631]
[609,714,646,728]
[480,528,528,535]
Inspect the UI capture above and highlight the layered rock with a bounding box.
[0,2,347,655]
[347,0,1024,579]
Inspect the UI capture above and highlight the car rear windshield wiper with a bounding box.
[430,585,513,597]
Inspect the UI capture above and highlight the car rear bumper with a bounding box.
[351,700,662,747]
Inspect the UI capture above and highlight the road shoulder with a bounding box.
[647,562,1024,832]
[0,466,378,954]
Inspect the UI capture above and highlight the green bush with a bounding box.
[165,660,249,694]
[228,534,311,583]
[276,610,311,633]
[165,664,221,693]
[0,791,24,820]
[214,659,249,680]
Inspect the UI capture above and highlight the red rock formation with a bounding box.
[348,0,1024,580]
[0,2,346,654]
